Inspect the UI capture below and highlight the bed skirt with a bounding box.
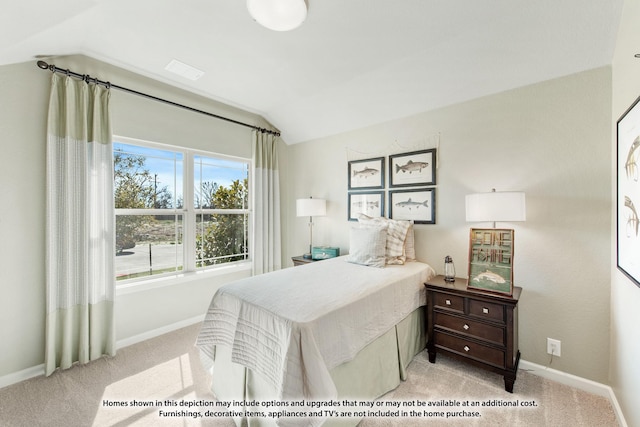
[208,306,426,427]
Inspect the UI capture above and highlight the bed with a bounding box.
[196,218,435,427]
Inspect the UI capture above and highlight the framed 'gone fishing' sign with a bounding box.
[467,228,514,296]
[617,94,640,289]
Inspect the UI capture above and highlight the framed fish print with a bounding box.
[617,94,640,289]
[348,157,385,190]
[348,191,384,221]
[388,188,435,224]
[389,149,436,187]
[467,228,514,296]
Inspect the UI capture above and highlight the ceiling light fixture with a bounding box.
[247,0,308,31]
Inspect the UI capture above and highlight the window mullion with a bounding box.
[183,151,196,272]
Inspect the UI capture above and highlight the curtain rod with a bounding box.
[36,60,280,137]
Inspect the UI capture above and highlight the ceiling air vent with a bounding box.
[164,59,204,81]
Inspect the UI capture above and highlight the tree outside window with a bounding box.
[114,139,250,282]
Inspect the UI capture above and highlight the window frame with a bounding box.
[113,135,252,287]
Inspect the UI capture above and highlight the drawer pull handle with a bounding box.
[464,345,470,352]
[445,299,452,305]
[482,307,489,314]
[463,324,470,330]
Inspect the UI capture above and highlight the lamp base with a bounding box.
[303,253,312,259]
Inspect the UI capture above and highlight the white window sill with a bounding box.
[115,261,252,296]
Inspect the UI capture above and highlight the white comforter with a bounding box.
[196,256,435,404]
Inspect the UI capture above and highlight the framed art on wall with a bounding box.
[348,191,384,221]
[617,94,640,288]
[348,157,385,190]
[389,149,436,187]
[388,188,435,224]
[467,228,514,296]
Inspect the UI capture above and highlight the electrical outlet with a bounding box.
[547,338,561,357]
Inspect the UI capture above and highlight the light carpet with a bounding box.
[0,324,618,426]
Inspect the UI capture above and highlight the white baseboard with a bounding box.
[115,314,204,349]
[0,315,204,390]
[0,363,45,389]
[520,359,628,427]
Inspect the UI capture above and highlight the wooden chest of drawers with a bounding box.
[425,275,522,392]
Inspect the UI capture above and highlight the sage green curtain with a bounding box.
[252,131,282,274]
[45,73,116,376]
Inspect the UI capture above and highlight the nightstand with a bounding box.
[291,255,318,266]
[425,275,522,392]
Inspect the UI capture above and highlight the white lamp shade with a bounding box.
[247,0,308,31]
[465,191,526,222]
[296,198,326,217]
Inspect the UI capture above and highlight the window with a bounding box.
[114,137,250,283]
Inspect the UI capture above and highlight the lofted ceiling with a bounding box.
[1,0,623,144]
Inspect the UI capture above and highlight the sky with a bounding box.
[113,141,248,207]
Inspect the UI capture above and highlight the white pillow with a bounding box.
[346,225,387,268]
[358,214,411,264]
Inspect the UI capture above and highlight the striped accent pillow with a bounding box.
[404,220,416,261]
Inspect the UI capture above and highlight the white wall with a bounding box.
[0,60,49,377]
[284,67,612,384]
[610,0,640,425]
[0,55,275,377]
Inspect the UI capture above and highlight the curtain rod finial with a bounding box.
[37,60,50,70]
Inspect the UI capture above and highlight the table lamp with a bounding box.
[465,189,526,295]
[296,197,326,259]
[465,189,526,227]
